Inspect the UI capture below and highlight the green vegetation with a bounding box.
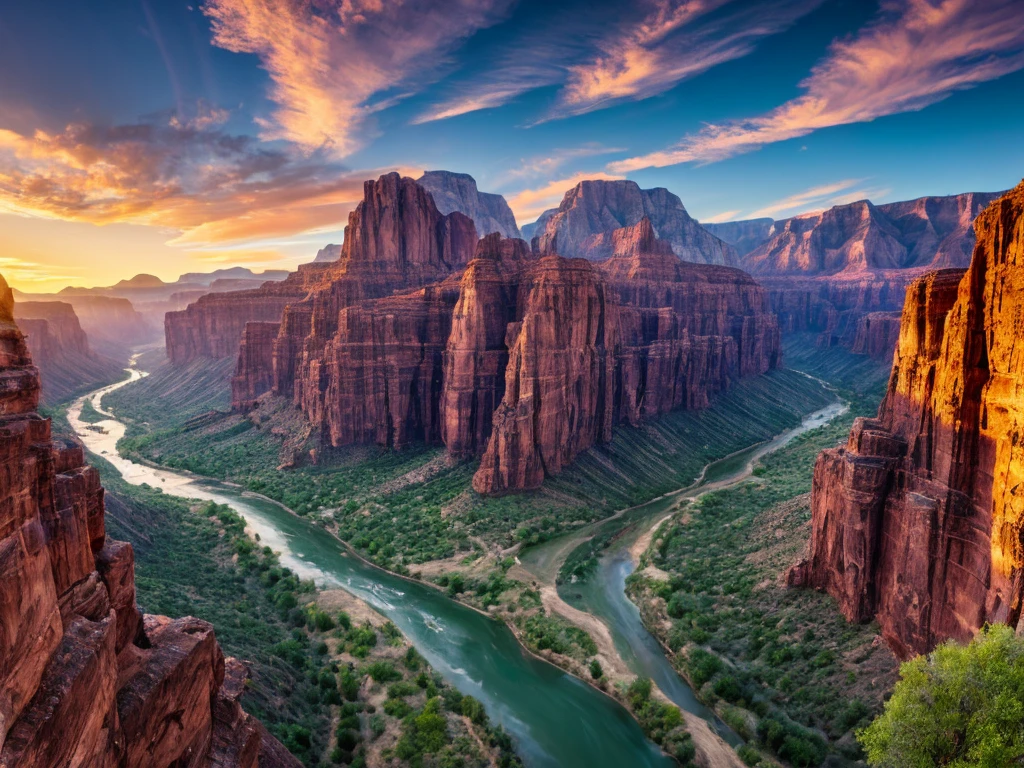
[110,362,836,575]
[318,601,523,768]
[627,373,899,766]
[77,398,106,423]
[91,452,332,764]
[625,677,697,766]
[859,625,1024,767]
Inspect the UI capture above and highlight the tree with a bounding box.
[858,624,1024,767]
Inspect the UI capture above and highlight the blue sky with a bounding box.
[1,0,1023,290]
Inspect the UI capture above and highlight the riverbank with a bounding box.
[622,385,899,767]
[69,370,681,768]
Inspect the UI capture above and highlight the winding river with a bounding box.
[68,363,844,768]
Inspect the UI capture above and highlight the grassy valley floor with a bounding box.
[99,340,874,766]
[620,338,900,767]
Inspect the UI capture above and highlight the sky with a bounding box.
[1,0,1023,292]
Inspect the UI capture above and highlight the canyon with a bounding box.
[0,275,297,767]
[790,182,1024,658]
[12,301,125,404]
[715,192,1002,359]
[223,175,779,494]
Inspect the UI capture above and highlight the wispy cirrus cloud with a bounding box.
[553,0,820,119]
[611,0,1024,171]
[700,209,742,223]
[203,0,514,156]
[745,179,891,219]
[0,106,387,246]
[415,0,819,125]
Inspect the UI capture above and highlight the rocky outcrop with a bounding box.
[54,296,155,358]
[165,262,332,363]
[701,218,775,257]
[232,177,780,494]
[0,273,298,767]
[12,301,124,404]
[313,244,342,263]
[743,192,1001,276]
[850,312,902,360]
[447,221,779,494]
[528,180,737,265]
[791,182,1024,658]
[240,174,477,423]
[418,171,521,239]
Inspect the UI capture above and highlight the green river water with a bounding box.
[68,364,843,768]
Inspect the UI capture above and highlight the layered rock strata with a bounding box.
[13,301,124,404]
[736,192,1002,357]
[791,183,1024,658]
[418,170,521,239]
[0,275,297,766]
[527,180,737,265]
[165,262,333,364]
[230,177,779,494]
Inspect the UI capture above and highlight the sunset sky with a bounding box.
[2,0,1023,292]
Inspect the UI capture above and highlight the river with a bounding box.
[69,363,844,768]
[530,399,848,747]
[68,364,674,768]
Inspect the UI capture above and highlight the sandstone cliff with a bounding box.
[528,180,737,266]
[0,275,298,767]
[701,218,775,257]
[13,301,125,404]
[791,182,1024,658]
[165,262,332,363]
[734,192,1001,358]
[418,170,521,239]
[447,221,779,494]
[231,177,780,494]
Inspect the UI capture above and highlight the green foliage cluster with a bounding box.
[628,375,899,766]
[77,398,106,423]
[625,678,696,766]
[516,613,598,661]
[859,624,1024,767]
[109,361,836,576]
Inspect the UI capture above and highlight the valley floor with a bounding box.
[98,335,898,768]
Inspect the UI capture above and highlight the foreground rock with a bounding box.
[526,179,737,265]
[0,274,298,766]
[791,182,1024,658]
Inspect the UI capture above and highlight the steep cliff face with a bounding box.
[743,192,1001,276]
[850,312,902,360]
[701,218,775,257]
[792,182,1024,658]
[251,173,478,428]
[529,180,737,265]
[12,301,124,404]
[418,171,521,239]
[232,179,780,494]
[601,219,781,423]
[165,262,332,364]
[0,275,297,767]
[732,191,1002,359]
[450,221,779,494]
[473,256,618,494]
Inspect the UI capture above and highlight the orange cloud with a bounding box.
[204,0,513,156]
[0,113,384,247]
[611,0,1024,171]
